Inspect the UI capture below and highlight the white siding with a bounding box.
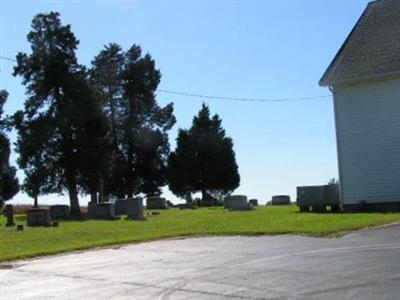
[334,78,400,205]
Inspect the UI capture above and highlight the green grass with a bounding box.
[1,205,400,261]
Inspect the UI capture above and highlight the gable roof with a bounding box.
[320,0,400,86]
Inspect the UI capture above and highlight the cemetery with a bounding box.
[2,202,400,262]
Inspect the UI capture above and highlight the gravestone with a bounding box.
[114,199,128,215]
[50,205,70,219]
[93,202,116,219]
[249,199,259,206]
[271,195,291,205]
[166,200,174,208]
[5,205,15,227]
[224,195,254,211]
[88,201,96,217]
[200,193,218,207]
[126,197,145,220]
[185,192,192,204]
[27,208,52,227]
[146,196,168,209]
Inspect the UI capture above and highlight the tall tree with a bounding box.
[13,12,106,215]
[168,104,240,200]
[89,43,125,199]
[90,44,175,198]
[120,45,175,197]
[0,91,19,207]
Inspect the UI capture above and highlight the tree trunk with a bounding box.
[33,195,38,208]
[201,189,207,201]
[90,192,97,204]
[67,175,80,216]
[98,176,105,203]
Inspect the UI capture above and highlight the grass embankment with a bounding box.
[1,205,400,261]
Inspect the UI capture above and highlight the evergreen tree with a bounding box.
[168,104,240,200]
[90,44,175,198]
[0,91,19,207]
[120,45,175,197]
[13,12,106,215]
[89,43,125,199]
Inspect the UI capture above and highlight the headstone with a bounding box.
[114,199,128,215]
[224,195,254,211]
[5,205,15,227]
[166,200,174,208]
[126,197,145,220]
[146,196,168,209]
[50,205,70,219]
[93,202,116,219]
[271,195,291,205]
[27,208,52,227]
[88,201,96,217]
[200,193,218,207]
[185,192,192,204]
[249,199,259,206]
[17,224,24,231]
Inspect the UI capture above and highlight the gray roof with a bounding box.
[320,0,400,86]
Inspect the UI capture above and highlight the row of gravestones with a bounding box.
[3,195,284,228]
[88,196,170,220]
[3,204,69,228]
[3,196,171,228]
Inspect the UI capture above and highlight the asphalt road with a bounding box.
[1,225,400,300]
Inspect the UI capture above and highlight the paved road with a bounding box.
[1,225,400,300]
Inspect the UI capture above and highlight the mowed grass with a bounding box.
[1,205,400,261]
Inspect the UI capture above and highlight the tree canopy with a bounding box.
[90,43,176,198]
[13,12,107,215]
[0,90,19,207]
[168,104,240,200]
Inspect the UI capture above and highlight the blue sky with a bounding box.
[0,0,370,205]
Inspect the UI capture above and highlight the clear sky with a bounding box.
[0,0,371,205]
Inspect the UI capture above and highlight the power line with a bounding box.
[158,89,330,103]
[0,56,16,63]
[1,56,331,102]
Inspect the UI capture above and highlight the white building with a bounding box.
[320,0,400,212]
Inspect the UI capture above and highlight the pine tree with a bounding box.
[91,44,176,198]
[89,43,125,199]
[168,104,240,201]
[120,45,176,197]
[0,91,19,207]
[13,12,106,215]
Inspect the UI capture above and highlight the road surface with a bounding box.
[1,225,400,299]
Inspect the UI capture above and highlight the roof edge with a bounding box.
[319,1,375,87]
[326,70,400,89]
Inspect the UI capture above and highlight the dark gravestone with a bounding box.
[5,205,15,227]
[224,195,254,211]
[17,224,24,231]
[50,205,70,219]
[114,199,128,215]
[249,199,259,206]
[88,201,96,218]
[200,194,218,207]
[146,197,168,209]
[27,208,52,227]
[93,202,116,219]
[271,195,291,205]
[126,197,145,220]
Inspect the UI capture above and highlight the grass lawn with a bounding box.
[1,205,400,261]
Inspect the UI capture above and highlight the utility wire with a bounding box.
[0,56,16,63]
[158,89,330,103]
[1,56,331,102]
